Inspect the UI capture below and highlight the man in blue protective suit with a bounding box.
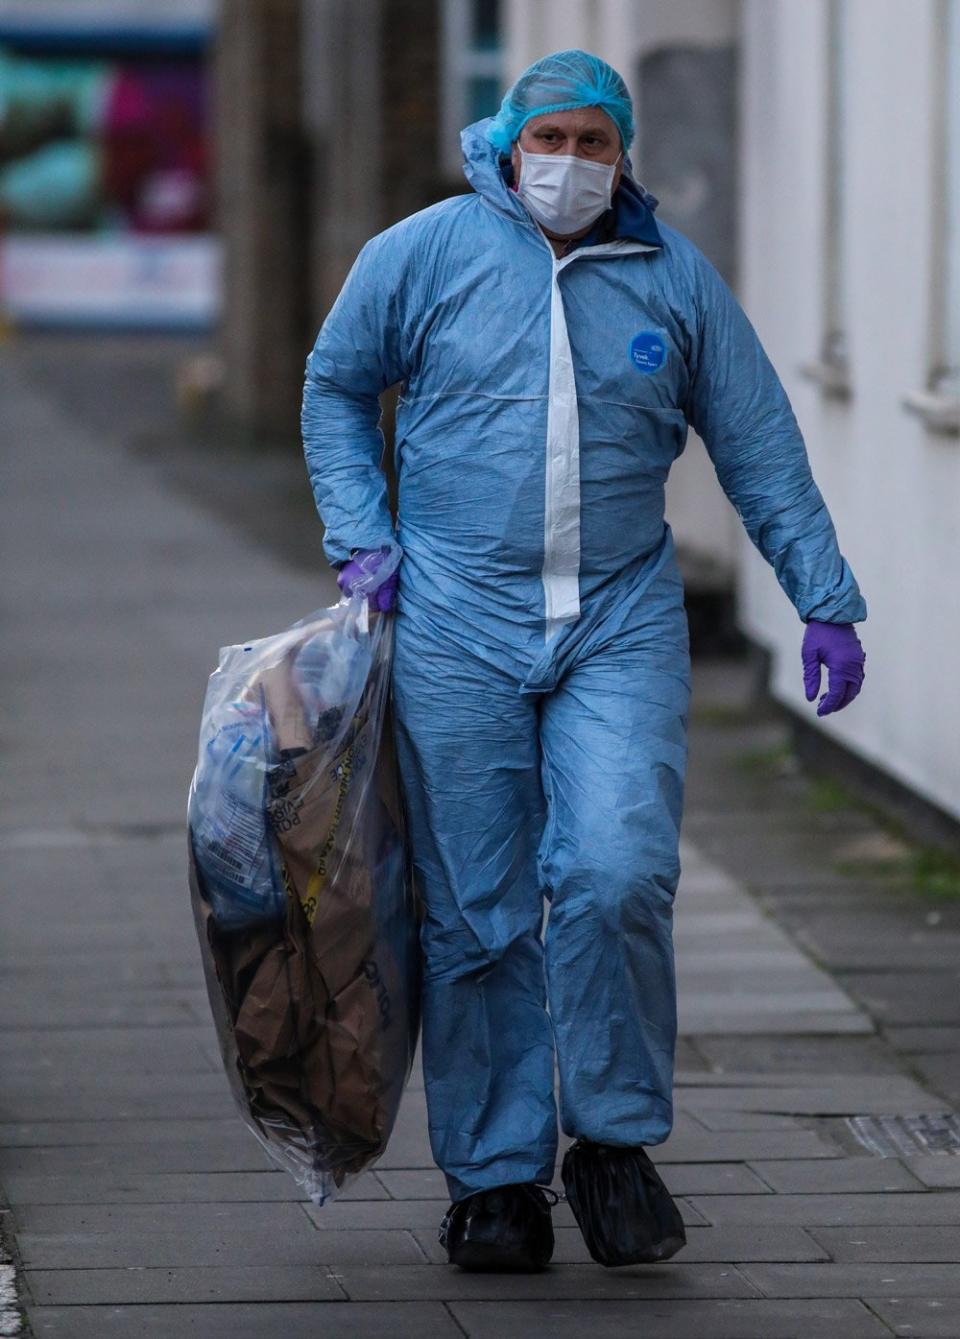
[302,49,867,1272]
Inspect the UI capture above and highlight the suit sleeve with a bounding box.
[684,255,866,624]
[301,230,411,566]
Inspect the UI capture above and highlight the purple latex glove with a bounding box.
[336,547,399,612]
[801,621,866,717]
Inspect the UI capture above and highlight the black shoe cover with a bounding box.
[439,1183,556,1272]
[561,1139,686,1266]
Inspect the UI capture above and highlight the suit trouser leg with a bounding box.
[539,599,691,1146]
[392,616,557,1202]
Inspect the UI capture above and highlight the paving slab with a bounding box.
[448,1297,892,1338]
[362,1122,435,1170]
[673,836,871,1039]
[0,1027,214,1067]
[674,1070,898,1088]
[15,1202,325,1270]
[740,1261,960,1298]
[0,1119,244,1148]
[864,1296,960,1337]
[693,1034,905,1075]
[692,1111,806,1131]
[0,1075,227,1109]
[333,1262,757,1301]
[654,1130,841,1161]
[25,1301,462,1338]
[13,1198,318,1236]
[839,973,960,1025]
[910,1054,960,1105]
[688,1191,960,1227]
[26,1265,347,1305]
[746,1158,926,1194]
[21,1224,427,1286]
[661,1163,774,1195]
[0,1140,275,1176]
[684,989,856,1013]
[681,821,885,894]
[679,1078,946,1115]
[0,1089,236,1123]
[306,1199,464,1232]
[903,1156,960,1188]
[884,1027,960,1054]
[17,1225,329,1273]
[374,1168,447,1200]
[677,949,814,971]
[0,1171,310,1205]
[793,920,960,971]
[809,1227,960,1261]
[682,1011,875,1034]
[0,1002,201,1032]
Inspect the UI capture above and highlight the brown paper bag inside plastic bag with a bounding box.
[188,601,420,1203]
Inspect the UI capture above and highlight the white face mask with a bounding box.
[516,146,620,238]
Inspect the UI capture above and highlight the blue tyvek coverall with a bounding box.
[302,119,867,1203]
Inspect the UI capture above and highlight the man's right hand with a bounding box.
[336,548,399,612]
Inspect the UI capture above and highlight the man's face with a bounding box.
[511,106,623,184]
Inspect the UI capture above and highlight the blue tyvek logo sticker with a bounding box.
[629,331,667,374]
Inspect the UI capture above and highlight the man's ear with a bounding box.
[511,141,522,182]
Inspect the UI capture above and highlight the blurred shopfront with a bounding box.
[0,0,218,329]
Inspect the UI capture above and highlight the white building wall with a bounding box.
[504,0,742,582]
[740,0,960,820]
[505,0,739,81]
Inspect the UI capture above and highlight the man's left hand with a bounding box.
[801,621,866,717]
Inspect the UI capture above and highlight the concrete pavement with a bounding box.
[2,335,959,1338]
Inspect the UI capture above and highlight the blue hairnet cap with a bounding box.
[486,49,635,155]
